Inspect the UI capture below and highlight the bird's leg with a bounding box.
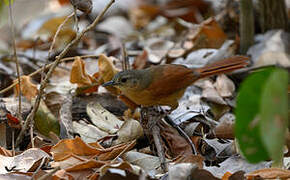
[140,106,168,172]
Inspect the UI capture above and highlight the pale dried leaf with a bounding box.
[123,151,164,174]
[0,148,49,174]
[113,119,143,145]
[214,74,235,98]
[73,120,108,143]
[87,102,123,134]
[201,80,226,105]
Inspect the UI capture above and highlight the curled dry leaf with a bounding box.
[113,119,143,145]
[214,74,235,98]
[14,75,38,101]
[201,80,226,105]
[70,56,94,86]
[73,120,108,143]
[97,54,121,95]
[70,56,98,94]
[86,102,124,134]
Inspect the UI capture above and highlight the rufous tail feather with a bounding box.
[196,56,249,78]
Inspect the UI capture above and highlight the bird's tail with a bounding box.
[195,56,250,78]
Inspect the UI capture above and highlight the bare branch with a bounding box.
[15,0,115,146]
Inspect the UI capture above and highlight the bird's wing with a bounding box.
[146,64,195,97]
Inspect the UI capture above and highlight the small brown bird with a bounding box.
[103,56,249,110]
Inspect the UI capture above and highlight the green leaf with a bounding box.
[235,67,288,164]
[235,68,272,163]
[259,68,288,165]
[34,100,60,137]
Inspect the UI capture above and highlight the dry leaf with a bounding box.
[221,172,232,180]
[97,16,134,39]
[145,38,174,63]
[132,50,148,69]
[50,137,103,161]
[14,75,38,101]
[66,159,106,172]
[99,161,142,179]
[129,5,160,29]
[168,163,198,180]
[174,154,204,169]
[207,119,235,140]
[37,16,76,51]
[0,147,12,157]
[70,56,94,86]
[98,54,121,95]
[123,151,165,174]
[190,168,220,180]
[161,0,211,23]
[98,140,136,161]
[160,121,193,157]
[201,80,226,105]
[246,168,290,179]
[86,102,124,134]
[113,119,143,145]
[214,74,235,98]
[0,148,49,174]
[184,18,227,51]
[73,120,108,143]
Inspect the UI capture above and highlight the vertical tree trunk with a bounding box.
[258,0,289,32]
[239,0,255,54]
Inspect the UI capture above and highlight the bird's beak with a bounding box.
[102,80,116,87]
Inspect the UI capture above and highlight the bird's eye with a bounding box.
[120,77,127,83]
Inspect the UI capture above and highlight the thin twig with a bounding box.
[112,140,136,162]
[15,0,115,147]
[152,124,168,172]
[0,55,99,94]
[8,0,22,125]
[31,157,47,180]
[48,13,74,58]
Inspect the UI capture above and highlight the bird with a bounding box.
[102,56,249,110]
